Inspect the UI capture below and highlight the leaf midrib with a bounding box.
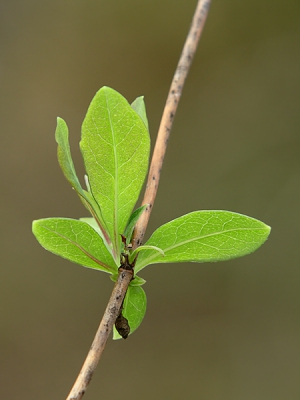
[138,226,266,268]
[106,93,119,255]
[41,223,115,273]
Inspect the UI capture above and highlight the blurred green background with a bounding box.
[1,0,300,399]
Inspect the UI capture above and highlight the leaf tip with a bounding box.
[32,219,41,236]
[55,116,67,143]
[263,223,271,237]
[32,219,38,229]
[56,116,65,127]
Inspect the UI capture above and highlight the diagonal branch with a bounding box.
[66,267,133,400]
[66,1,212,398]
[132,0,212,249]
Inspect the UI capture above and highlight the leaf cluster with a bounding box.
[32,87,270,339]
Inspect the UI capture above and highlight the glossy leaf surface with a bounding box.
[79,217,101,235]
[56,118,111,253]
[80,87,150,255]
[32,218,117,273]
[135,211,271,272]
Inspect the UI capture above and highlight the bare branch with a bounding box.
[132,0,211,249]
[66,268,133,400]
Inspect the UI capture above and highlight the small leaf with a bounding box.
[32,218,117,273]
[135,211,271,272]
[55,118,113,256]
[80,87,150,256]
[130,275,146,286]
[113,285,147,340]
[129,245,164,264]
[123,204,148,245]
[131,96,149,130]
[55,117,84,197]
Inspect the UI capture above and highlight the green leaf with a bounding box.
[55,117,84,197]
[130,275,146,286]
[79,217,101,235]
[131,96,149,130]
[135,211,271,272]
[55,118,113,256]
[32,218,117,274]
[129,245,164,264]
[80,87,150,256]
[123,204,148,245]
[113,285,147,340]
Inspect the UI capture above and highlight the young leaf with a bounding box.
[135,211,271,272]
[80,87,150,256]
[123,204,148,245]
[32,218,117,274]
[131,96,149,130]
[129,245,164,264]
[130,275,146,286]
[55,117,84,196]
[113,285,147,340]
[55,118,113,256]
[56,118,94,213]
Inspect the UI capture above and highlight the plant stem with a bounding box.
[66,268,133,400]
[132,0,211,249]
[66,0,211,398]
